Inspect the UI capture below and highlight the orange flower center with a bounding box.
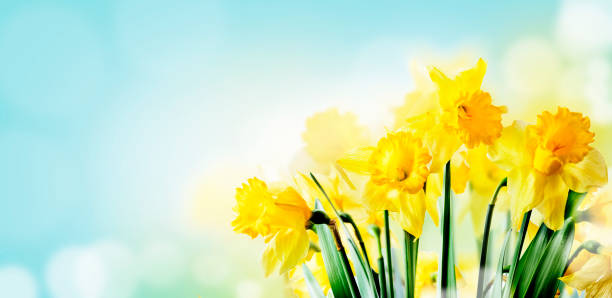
[453,91,506,148]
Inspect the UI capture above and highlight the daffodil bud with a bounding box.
[339,212,353,223]
[368,224,381,238]
[582,240,603,254]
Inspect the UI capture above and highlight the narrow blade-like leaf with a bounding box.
[440,162,457,298]
[346,236,378,298]
[303,264,326,298]
[314,200,354,298]
[491,231,512,298]
[511,224,554,297]
[524,219,575,297]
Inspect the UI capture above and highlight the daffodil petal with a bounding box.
[585,277,612,298]
[507,167,543,229]
[534,174,570,230]
[279,229,310,274]
[337,146,374,175]
[451,151,470,194]
[561,149,608,193]
[262,229,310,276]
[456,58,486,93]
[262,239,278,276]
[560,254,611,290]
[428,66,450,86]
[394,191,427,238]
[364,182,399,211]
[425,173,442,226]
[428,132,462,173]
[489,121,529,171]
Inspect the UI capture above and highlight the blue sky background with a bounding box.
[1,1,611,297]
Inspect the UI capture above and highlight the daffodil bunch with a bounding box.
[231,58,609,298]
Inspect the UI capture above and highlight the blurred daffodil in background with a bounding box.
[561,246,612,297]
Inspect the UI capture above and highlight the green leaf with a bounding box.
[440,162,457,298]
[504,211,531,297]
[384,210,395,298]
[303,264,326,298]
[346,235,379,298]
[524,218,575,297]
[492,231,512,298]
[564,191,586,220]
[311,176,369,298]
[314,201,354,298]
[476,177,507,298]
[377,257,387,298]
[510,224,554,297]
[342,213,378,298]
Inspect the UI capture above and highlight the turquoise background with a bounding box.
[1,1,610,297]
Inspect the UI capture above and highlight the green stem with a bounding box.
[506,210,532,294]
[440,161,456,298]
[564,239,602,273]
[341,213,372,269]
[384,210,394,298]
[371,225,387,298]
[564,245,584,274]
[404,231,418,298]
[378,257,387,298]
[476,177,507,298]
[342,212,378,297]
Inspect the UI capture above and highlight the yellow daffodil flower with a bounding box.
[393,55,480,130]
[232,177,313,275]
[575,184,612,246]
[338,131,433,237]
[403,58,506,174]
[561,248,612,298]
[580,185,612,227]
[394,59,506,232]
[338,131,431,195]
[430,58,506,148]
[490,107,608,230]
